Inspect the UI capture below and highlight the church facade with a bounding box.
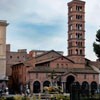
[10,0,100,94]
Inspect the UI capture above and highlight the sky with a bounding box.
[0,0,100,61]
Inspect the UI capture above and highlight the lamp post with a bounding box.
[48,70,56,87]
[57,76,62,93]
[51,70,55,87]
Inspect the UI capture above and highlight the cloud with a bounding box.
[0,0,99,61]
[84,0,100,60]
[5,0,68,50]
[86,0,100,26]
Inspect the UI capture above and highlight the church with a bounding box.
[10,0,100,93]
[0,0,100,94]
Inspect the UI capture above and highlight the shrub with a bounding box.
[13,95,22,100]
[0,97,6,100]
[22,96,30,100]
[51,94,70,100]
[6,97,15,100]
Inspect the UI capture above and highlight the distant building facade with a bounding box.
[6,44,27,92]
[6,44,27,77]
[29,50,63,58]
[0,20,8,89]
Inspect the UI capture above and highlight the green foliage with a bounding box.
[0,97,6,100]
[0,96,30,100]
[51,94,70,100]
[6,97,15,100]
[14,95,22,100]
[0,95,69,100]
[32,95,36,100]
[93,29,100,59]
[22,96,30,100]
[96,29,100,42]
[93,43,100,58]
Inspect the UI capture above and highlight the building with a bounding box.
[6,44,27,77]
[67,0,85,68]
[29,50,63,58]
[7,0,100,94]
[0,20,8,89]
[6,44,27,92]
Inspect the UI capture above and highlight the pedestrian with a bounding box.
[26,88,30,96]
[4,87,9,95]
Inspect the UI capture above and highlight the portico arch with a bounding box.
[75,81,80,89]
[43,81,50,92]
[43,81,50,87]
[91,81,97,95]
[81,81,89,95]
[81,81,89,90]
[91,81,97,90]
[66,75,75,93]
[33,81,41,93]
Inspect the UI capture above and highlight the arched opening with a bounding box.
[43,81,50,92]
[91,81,97,95]
[81,81,89,95]
[76,49,78,55]
[80,49,82,55]
[66,75,75,93]
[75,81,80,90]
[33,81,41,93]
[43,81,50,87]
[70,82,80,100]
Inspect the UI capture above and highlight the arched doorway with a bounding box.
[91,81,97,95]
[33,81,41,93]
[70,82,80,100]
[81,81,89,95]
[66,75,75,93]
[75,81,80,90]
[43,81,50,92]
[43,81,50,87]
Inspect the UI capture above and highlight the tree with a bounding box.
[93,29,100,60]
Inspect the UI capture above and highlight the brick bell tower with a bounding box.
[67,0,85,66]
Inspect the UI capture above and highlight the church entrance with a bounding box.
[81,81,89,95]
[43,81,50,87]
[33,81,41,93]
[43,81,50,92]
[66,75,75,93]
[91,81,97,95]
